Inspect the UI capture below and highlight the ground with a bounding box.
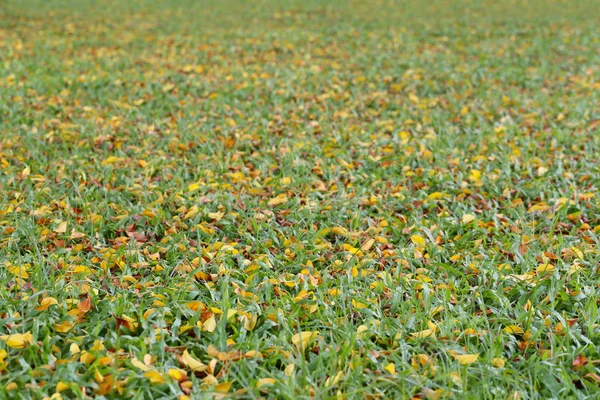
[1,0,600,399]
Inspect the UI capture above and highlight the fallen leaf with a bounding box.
[492,358,505,368]
[168,368,187,381]
[144,370,166,384]
[462,214,476,224]
[0,332,34,349]
[454,353,479,365]
[573,354,588,369]
[214,381,232,393]
[54,221,68,233]
[503,325,524,335]
[131,357,151,372]
[54,320,75,333]
[202,316,217,332]
[257,378,276,388]
[384,363,396,374]
[35,297,58,311]
[411,234,426,248]
[411,329,433,339]
[268,194,288,206]
[181,350,208,372]
[291,331,319,350]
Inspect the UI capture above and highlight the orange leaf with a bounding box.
[573,354,588,369]
[78,297,92,313]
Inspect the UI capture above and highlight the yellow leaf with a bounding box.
[413,353,430,366]
[411,234,426,248]
[351,300,368,309]
[430,305,444,316]
[242,313,258,331]
[91,340,105,352]
[56,381,70,392]
[325,370,344,387]
[245,350,262,359]
[492,358,505,368]
[342,244,363,257]
[188,183,201,192]
[384,363,396,374]
[454,353,479,365]
[257,378,276,388]
[569,263,583,275]
[427,192,445,200]
[357,325,368,335]
[425,388,445,400]
[95,368,105,383]
[462,328,477,335]
[291,331,319,350]
[565,246,584,260]
[536,263,555,274]
[361,238,375,252]
[208,211,224,221]
[35,297,58,311]
[202,374,218,386]
[202,316,217,333]
[468,169,481,182]
[22,165,31,178]
[504,325,524,335]
[182,350,208,372]
[168,368,187,381]
[268,194,288,206]
[101,156,121,165]
[294,289,311,303]
[462,214,475,224]
[70,343,81,355]
[428,321,438,333]
[80,351,95,364]
[330,227,349,236]
[527,202,551,213]
[184,205,199,220]
[54,320,74,333]
[7,265,29,279]
[131,357,151,372]
[162,83,175,92]
[214,381,232,393]
[284,364,295,376]
[0,332,33,349]
[54,221,68,233]
[144,370,166,384]
[410,329,433,339]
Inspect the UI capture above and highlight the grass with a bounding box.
[1,0,600,398]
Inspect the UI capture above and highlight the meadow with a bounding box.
[1,0,600,398]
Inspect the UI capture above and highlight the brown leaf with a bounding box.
[78,297,92,313]
[573,354,588,369]
[584,373,600,383]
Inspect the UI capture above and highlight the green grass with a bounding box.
[1,0,600,398]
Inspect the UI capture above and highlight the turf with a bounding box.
[1,0,600,399]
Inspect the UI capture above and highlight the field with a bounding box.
[1,0,600,398]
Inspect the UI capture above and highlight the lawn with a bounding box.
[1,0,600,398]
